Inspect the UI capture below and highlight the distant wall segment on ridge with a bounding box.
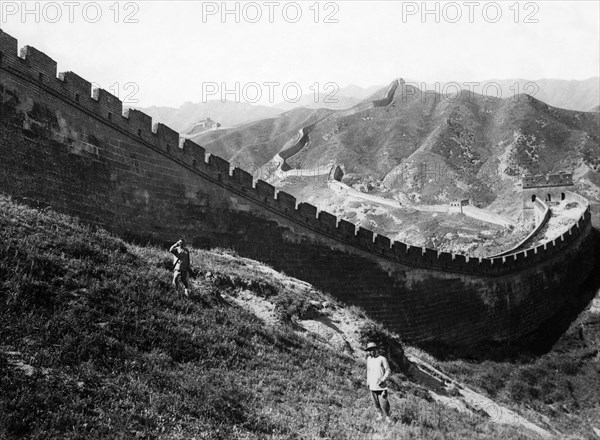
[0,30,595,349]
[274,117,345,182]
[279,125,313,160]
[372,78,401,107]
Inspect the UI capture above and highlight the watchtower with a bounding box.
[522,172,573,220]
[449,199,470,213]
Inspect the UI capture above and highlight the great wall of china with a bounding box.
[0,30,595,350]
[264,79,401,181]
[265,78,516,230]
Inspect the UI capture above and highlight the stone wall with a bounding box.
[493,198,550,257]
[372,78,401,107]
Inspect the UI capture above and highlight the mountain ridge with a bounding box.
[188,79,599,244]
[404,77,600,113]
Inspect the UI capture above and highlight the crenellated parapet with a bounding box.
[0,29,592,278]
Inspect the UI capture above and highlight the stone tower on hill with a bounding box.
[522,172,574,221]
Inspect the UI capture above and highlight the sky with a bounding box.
[1,1,599,107]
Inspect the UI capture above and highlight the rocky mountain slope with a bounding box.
[284,83,598,208]
[192,80,599,226]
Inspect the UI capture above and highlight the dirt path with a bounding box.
[225,278,556,439]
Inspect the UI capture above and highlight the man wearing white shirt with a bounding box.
[366,341,392,423]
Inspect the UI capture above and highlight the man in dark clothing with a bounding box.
[169,238,191,296]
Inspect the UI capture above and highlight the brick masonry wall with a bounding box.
[0,30,595,349]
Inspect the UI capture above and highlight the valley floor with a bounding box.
[278,178,529,256]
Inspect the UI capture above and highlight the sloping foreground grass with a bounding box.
[0,195,535,439]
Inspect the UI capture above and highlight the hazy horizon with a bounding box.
[1,1,598,107]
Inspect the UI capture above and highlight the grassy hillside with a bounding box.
[0,195,550,440]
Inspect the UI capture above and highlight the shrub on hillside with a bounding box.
[357,321,393,347]
[273,294,314,323]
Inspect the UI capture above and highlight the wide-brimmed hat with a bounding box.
[366,342,378,351]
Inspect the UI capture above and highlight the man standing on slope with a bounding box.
[169,238,191,297]
[366,342,392,423]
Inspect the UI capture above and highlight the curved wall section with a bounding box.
[372,78,401,107]
[492,198,551,257]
